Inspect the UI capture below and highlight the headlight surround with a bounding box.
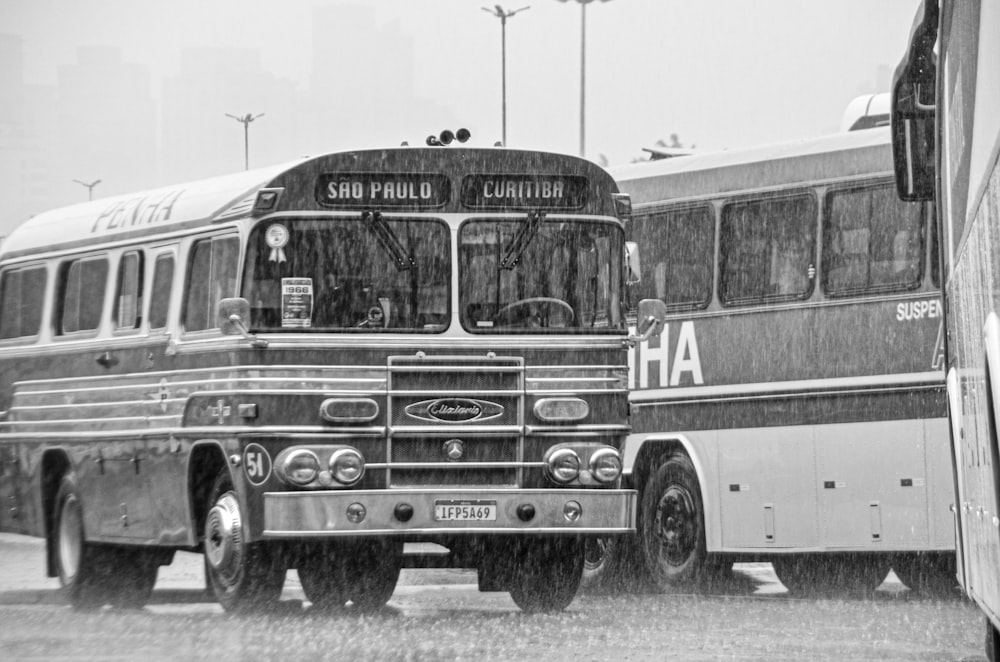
[279,449,320,486]
[589,447,623,483]
[329,448,365,485]
[546,447,581,484]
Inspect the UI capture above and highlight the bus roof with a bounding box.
[1,147,616,261]
[612,127,892,206]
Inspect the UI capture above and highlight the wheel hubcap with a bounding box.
[205,492,243,584]
[655,486,695,565]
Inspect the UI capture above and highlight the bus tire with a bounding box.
[203,469,285,612]
[508,538,584,613]
[53,473,114,610]
[581,537,612,588]
[890,552,960,598]
[640,454,708,590]
[342,539,403,612]
[298,544,350,611]
[987,617,1000,662]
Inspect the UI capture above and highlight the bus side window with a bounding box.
[58,256,109,334]
[183,235,239,332]
[720,195,815,305]
[148,253,174,331]
[632,205,714,312]
[823,185,923,296]
[0,266,47,340]
[114,251,143,331]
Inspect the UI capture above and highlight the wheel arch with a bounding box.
[623,433,718,549]
[187,440,230,549]
[41,448,72,577]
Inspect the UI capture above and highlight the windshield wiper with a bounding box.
[500,210,544,270]
[362,210,414,270]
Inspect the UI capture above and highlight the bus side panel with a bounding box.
[815,420,929,548]
[717,426,818,549]
[924,417,957,548]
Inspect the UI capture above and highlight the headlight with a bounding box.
[546,448,581,484]
[279,449,320,486]
[589,448,623,483]
[329,448,365,485]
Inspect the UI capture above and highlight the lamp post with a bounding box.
[72,178,101,201]
[555,0,612,158]
[482,5,530,147]
[225,112,265,170]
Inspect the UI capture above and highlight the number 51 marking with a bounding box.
[243,443,272,485]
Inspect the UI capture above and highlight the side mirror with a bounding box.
[890,0,938,202]
[891,78,936,201]
[217,297,268,348]
[625,241,642,284]
[628,298,667,345]
[218,297,251,335]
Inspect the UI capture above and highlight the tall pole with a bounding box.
[72,178,101,201]
[483,6,530,146]
[225,112,265,170]
[556,0,611,158]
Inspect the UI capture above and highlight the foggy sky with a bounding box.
[0,0,920,231]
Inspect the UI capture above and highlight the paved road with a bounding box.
[0,533,989,661]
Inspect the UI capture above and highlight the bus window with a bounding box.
[183,236,239,332]
[719,195,816,305]
[631,205,714,311]
[58,256,108,334]
[148,254,174,330]
[114,251,143,330]
[0,266,47,339]
[823,185,923,296]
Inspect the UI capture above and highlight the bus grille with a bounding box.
[386,355,523,488]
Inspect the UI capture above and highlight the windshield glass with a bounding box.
[459,218,625,333]
[242,217,450,331]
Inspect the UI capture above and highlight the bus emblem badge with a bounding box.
[443,439,465,461]
[405,398,503,423]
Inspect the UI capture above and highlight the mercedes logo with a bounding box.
[443,439,464,461]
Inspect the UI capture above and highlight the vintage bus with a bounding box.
[598,125,953,596]
[0,135,664,613]
[891,0,1000,654]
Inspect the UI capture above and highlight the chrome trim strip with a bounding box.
[629,371,944,404]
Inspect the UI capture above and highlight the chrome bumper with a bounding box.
[262,488,636,537]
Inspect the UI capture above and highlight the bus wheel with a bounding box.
[891,552,959,598]
[298,545,350,610]
[54,473,114,610]
[342,539,403,612]
[106,550,159,609]
[581,537,612,588]
[203,469,285,612]
[640,454,707,590]
[508,538,584,613]
[773,553,889,596]
[987,617,1000,662]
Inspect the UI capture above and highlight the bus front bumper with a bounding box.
[262,488,636,537]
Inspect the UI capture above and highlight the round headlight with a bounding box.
[330,448,365,485]
[547,448,581,484]
[589,448,623,483]
[280,449,320,486]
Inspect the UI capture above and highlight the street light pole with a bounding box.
[556,0,612,158]
[72,178,101,201]
[483,5,530,147]
[225,112,265,170]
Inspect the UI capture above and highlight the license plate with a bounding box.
[434,500,497,522]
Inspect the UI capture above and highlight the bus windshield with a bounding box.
[459,218,624,332]
[241,217,450,331]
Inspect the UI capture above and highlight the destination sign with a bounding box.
[315,172,450,208]
[460,174,588,209]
